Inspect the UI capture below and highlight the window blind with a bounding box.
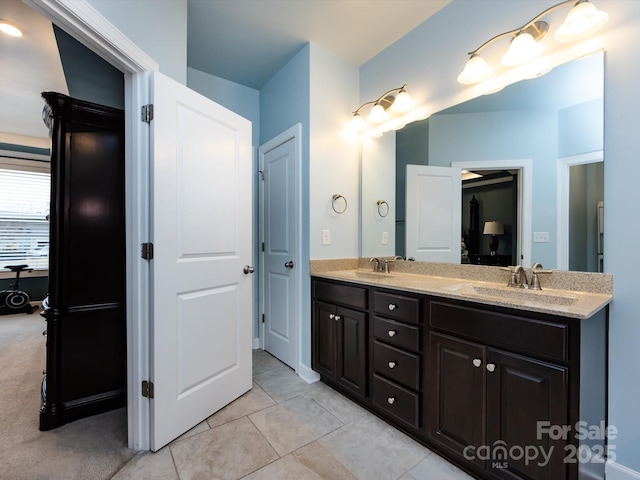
[0,168,50,271]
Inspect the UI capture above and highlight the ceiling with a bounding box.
[1,0,450,145]
[187,0,451,89]
[0,0,67,147]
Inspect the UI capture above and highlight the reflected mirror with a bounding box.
[361,52,603,271]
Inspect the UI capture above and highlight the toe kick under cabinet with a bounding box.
[311,276,608,480]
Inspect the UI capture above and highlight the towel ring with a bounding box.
[376,200,389,218]
[332,194,347,214]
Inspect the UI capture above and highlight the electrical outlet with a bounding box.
[322,229,331,246]
[382,231,388,245]
[533,232,549,243]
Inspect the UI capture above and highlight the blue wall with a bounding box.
[259,45,311,353]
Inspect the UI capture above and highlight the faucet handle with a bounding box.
[529,269,551,290]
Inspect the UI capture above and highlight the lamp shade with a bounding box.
[457,55,493,85]
[554,1,608,42]
[501,31,543,66]
[367,104,388,124]
[389,90,415,113]
[483,221,504,235]
[349,113,367,132]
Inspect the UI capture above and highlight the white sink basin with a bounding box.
[445,283,578,306]
[353,270,394,280]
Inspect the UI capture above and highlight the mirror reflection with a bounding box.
[361,52,603,271]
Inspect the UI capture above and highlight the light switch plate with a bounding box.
[533,232,549,243]
[382,231,388,245]
[322,229,331,245]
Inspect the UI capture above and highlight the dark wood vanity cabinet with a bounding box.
[370,290,423,431]
[39,93,126,431]
[312,280,368,399]
[311,275,608,480]
[427,299,606,480]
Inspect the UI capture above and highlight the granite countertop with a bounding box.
[310,260,612,320]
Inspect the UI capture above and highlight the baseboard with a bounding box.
[297,362,320,384]
[252,337,260,349]
[606,461,640,480]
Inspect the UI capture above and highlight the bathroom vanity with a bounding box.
[311,262,611,480]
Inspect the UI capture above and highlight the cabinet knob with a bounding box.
[388,303,397,311]
[329,313,335,320]
[334,315,341,321]
[486,363,496,372]
[388,330,397,337]
[388,361,396,369]
[387,397,395,405]
[472,358,482,368]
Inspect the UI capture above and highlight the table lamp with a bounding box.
[483,221,504,256]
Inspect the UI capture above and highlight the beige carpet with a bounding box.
[0,308,136,480]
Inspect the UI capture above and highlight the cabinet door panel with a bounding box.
[312,301,337,379]
[337,306,367,397]
[427,333,486,468]
[486,349,568,480]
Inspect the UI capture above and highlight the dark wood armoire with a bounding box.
[39,92,126,431]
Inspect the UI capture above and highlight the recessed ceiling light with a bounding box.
[0,19,23,37]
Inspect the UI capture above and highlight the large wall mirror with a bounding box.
[361,52,603,272]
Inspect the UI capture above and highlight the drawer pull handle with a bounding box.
[486,363,496,372]
[388,330,397,337]
[388,361,396,369]
[472,358,482,368]
[387,397,395,405]
[388,303,397,311]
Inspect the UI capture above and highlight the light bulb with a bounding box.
[367,104,388,124]
[350,113,367,132]
[554,1,608,42]
[457,55,493,84]
[501,32,543,66]
[390,90,415,113]
[0,20,23,37]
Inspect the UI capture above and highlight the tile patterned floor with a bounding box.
[112,350,475,480]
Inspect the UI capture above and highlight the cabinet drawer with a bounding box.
[313,280,367,310]
[373,291,420,324]
[372,374,420,429]
[373,341,420,390]
[373,316,420,352]
[430,301,569,362]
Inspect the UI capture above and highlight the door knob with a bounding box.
[284,261,294,269]
[243,265,255,274]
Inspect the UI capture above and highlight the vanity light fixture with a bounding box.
[0,19,23,37]
[350,84,416,133]
[458,0,608,85]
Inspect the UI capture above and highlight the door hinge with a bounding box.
[142,380,154,399]
[261,242,265,252]
[141,104,154,123]
[258,170,264,180]
[141,242,154,260]
[262,313,265,324]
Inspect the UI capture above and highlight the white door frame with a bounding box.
[26,0,156,450]
[556,150,604,270]
[452,159,532,267]
[258,124,302,374]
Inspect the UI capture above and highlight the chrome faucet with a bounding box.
[529,263,546,290]
[369,257,382,272]
[512,265,529,288]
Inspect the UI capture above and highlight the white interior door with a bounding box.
[150,71,252,450]
[260,132,298,369]
[406,164,461,263]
